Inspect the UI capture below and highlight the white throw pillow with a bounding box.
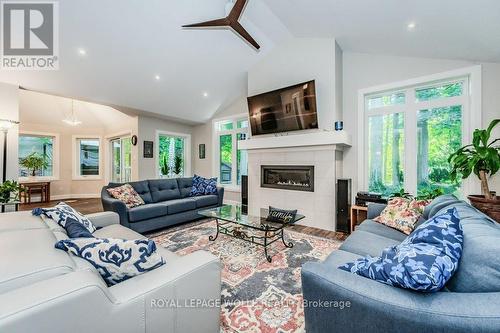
[55,238,165,286]
[36,202,96,233]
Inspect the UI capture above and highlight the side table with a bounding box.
[350,205,368,233]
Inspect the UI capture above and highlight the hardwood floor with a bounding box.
[20,198,103,216]
[20,198,347,240]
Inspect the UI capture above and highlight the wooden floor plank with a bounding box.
[20,198,347,240]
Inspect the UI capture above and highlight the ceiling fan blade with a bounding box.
[230,21,260,50]
[182,18,230,28]
[228,0,247,21]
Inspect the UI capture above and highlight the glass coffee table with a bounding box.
[198,204,305,262]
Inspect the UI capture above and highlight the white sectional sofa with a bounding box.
[0,210,221,333]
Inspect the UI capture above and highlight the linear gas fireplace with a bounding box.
[261,165,314,192]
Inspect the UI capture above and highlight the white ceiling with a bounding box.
[1,0,499,124]
[19,89,133,130]
[266,0,500,63]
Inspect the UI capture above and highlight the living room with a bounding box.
[0,1,499,333]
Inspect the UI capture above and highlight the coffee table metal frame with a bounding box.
[199,205,304,262]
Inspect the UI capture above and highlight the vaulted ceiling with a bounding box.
[1,0,499,124]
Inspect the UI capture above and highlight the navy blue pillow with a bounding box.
[190,174,218,196]
[339,208,463,292]
[64,218,95,238]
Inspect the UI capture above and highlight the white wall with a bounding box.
[0,82,19,182]
[342,52,500,196]
[248,38,341,130]
[138,116,194,180]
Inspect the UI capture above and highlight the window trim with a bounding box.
[357,65,482,197]
[72,135,103,180]
[212,113,249,191]
[19,131,60,182]
[155,130,192,178]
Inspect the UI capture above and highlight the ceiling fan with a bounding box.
[182,0,260,50]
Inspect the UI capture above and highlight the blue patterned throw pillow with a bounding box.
[339,208,463,292]
[190,174,218,196]
[55,238,165,286]
[33,202,96,233]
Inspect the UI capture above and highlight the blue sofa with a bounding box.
[301,195,500,333]
[101,178,224,233]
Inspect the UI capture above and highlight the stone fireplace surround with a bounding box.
[241,137,349,232]
[240,131,351,231]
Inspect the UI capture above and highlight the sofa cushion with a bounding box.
[128,203,168,222]
[34,202,97,233]
[0,229,75,294]
[93,224,146,240]
[106,184,145,208]
[340,208,463,292]
[55,238,165,286]
[374,198,428,235]
[444,202,500,292]
[109,181,152,204]
[0,210,47,231]
[339,230,401,257]
[65,219,95,238]
[149,179,181,202]
[192,195,218,209]
[422,194,459,219]
[356,220,407,242]
[163,198,196,215]
[190,174,218,196]
[177,177,193,198]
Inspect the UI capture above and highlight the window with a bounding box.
[74,137,101,178]
[19,134,55,178]
[367,113,404,195]
[157,132,190,178]
[362,73,475,198]
[214,116,249,188]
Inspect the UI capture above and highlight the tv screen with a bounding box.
[247,80,318,136]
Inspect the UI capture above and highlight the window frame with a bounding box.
[72,135,103,180]
[18,131,60,182]
[155,130,192,179]
[357,65,482,197]
[212,113,249,191]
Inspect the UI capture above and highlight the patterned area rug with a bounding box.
[149,220,343,333]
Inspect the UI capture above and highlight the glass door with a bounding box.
[111,137,132,183]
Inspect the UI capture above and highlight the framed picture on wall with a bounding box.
[199,144,206,159]
[143,141,154,158]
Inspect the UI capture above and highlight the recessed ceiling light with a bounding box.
[154,75,161,81]
[203,92,209,97]
[407,22,416,31]
[77,48,86,56]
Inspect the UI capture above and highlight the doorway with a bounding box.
[110,137,132,183]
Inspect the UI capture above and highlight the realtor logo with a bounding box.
[1,1,59,70]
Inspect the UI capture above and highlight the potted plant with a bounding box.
[0,180,23,203]
[389,188,444,201]
[19,152,48,178]
[173,155,183,177]
[449,119,500,221]
[160,153,170,178]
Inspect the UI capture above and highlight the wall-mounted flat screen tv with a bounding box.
[247,80,318,136]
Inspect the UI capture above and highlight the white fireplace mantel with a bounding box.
[238,130,351,151]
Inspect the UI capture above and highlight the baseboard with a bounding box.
[50,193,100,201]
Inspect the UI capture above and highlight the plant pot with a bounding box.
[467,195,500,222]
